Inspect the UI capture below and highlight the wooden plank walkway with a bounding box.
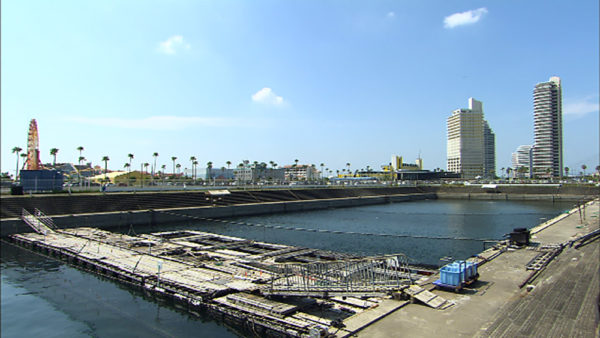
[478,239,599,337]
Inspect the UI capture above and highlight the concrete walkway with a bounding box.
[359,199,599,338]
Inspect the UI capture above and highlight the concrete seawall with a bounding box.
[3,184,596,236]
[435,192,590,201]
[1,193,435,236]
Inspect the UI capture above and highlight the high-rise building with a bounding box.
[483,121,496,178]
[532,76,563,178]
[511,145,533,178]
[447,98,495,179]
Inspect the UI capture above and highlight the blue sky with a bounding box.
[2,1,598,176]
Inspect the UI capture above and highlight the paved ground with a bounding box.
[358,199,599,338]
[478,240,599,337]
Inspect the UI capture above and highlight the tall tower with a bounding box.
[447,98,489,179]
[483,121,496,178]
[532,76,562,178]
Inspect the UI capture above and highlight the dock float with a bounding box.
[10,212,424,337]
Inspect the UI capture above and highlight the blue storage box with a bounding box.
[440,264,461,286]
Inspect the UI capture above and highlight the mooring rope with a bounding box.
[156,210,499,242]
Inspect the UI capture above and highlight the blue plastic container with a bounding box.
[440,264,462,286]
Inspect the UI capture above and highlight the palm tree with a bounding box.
[596,165,600,177]
[171,157,177,176]
[346,163,351,176]
[152,152,159,178]
[77,146,84,161]
[124,163,131,184]
[207,161,213,184]
[140,163,145,187]
[294,159,299,167]
[564,167,570,177]
[144,162,149,174]
[161,164,167,182]
[320,163,325,182]
[128,153,134,172]
[20,153,27,173]
[101,156,110,181]
[12,147,22,179]
[500,167,505,179]
[189,156,197,179]
[50,148,59,166]
[78,156,86,166]
[226,161,232,169]
[192,160,199,180]
[176,163,181,175]
[581,164,587,178]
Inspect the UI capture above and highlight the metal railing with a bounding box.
[267,254,413,297]
[34,208,58,230]
[21,208,55,235]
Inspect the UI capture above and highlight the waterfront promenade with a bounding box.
[359,199,599,337]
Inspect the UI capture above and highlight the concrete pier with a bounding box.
[358,199,600,337]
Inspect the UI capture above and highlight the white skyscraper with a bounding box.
[511,145,533,178]
[532,76,563,178]
[447,98,494,179]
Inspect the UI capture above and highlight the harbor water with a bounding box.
[1,199,573,337]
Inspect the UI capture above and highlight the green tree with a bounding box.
[12,146,22,179]
[226,161,232,169]
[77,146,84,161]
[192,160,199,180]
[190,156,197,179]
[78,156,86,166]
[581,164,587,178]
[20,153,27,176]
[171,157,177,176]
[320,163,325,182]
[50,148,59,166]
[152,152,159,178]
[101,156,110,180]
[564,167,569,177]
[207,161,213,184]
[128,153,134,173]
[124,162,131,184]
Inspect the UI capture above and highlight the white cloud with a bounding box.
[68,116,240,130]
[251,87,284,106]
[157,35,191,55]
[564,96,599,118]
[444,8,488,29]
[386,12,395,19]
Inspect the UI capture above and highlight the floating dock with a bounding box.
[10,212,424,337]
